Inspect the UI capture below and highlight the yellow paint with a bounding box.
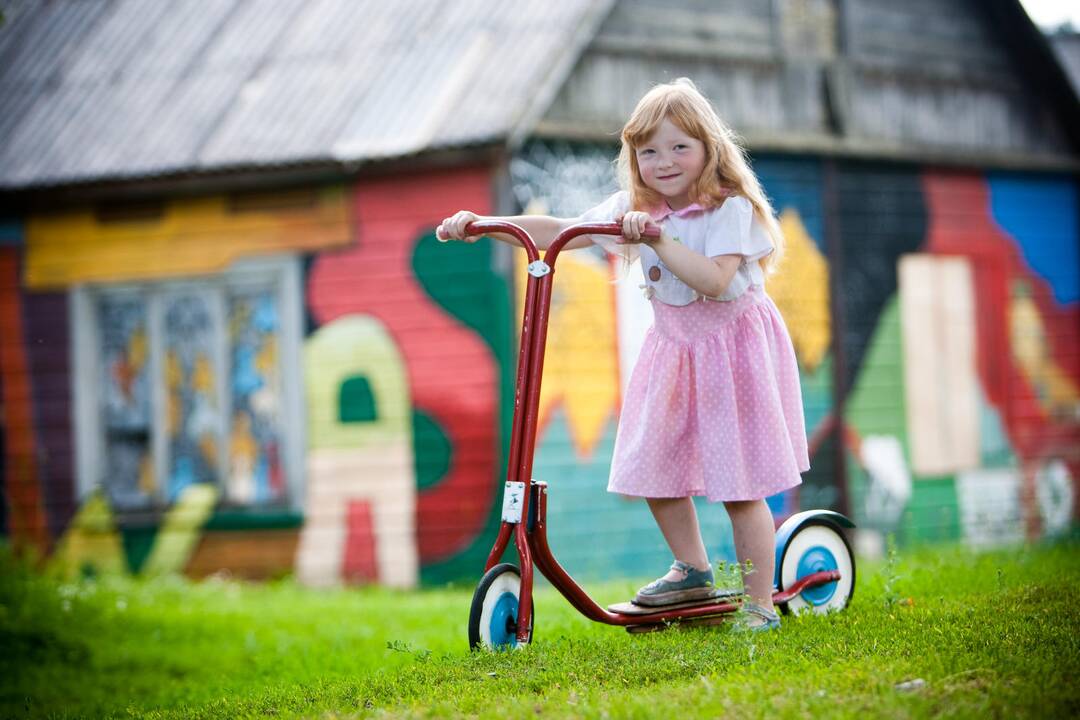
[25,187,351,289]
[138,455,156,496]
[141,483,220,577]
[515,250,617,458]
[768,209,831,372]
[305,315,411,449]
[48,491,127,579]
[199,433,218,467]
[129,328,147,369]
[1010,294,1079,417]
[192,354,214,395]
[256,336,277,375]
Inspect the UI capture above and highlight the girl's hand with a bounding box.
[616,211,658,244]
[436,210,482,243]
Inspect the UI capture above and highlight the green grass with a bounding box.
[3,539,1079,719]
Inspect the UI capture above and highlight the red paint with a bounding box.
[922,173,1080,524]
[308,167,498,563]
[0,248,50,555]
[343,500,378,583]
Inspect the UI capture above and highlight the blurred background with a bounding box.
[0,0,1076,589]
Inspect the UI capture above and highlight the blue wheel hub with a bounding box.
[489,591,519,648]
[797,545,838,605]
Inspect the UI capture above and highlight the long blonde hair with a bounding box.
[617,78,785,273]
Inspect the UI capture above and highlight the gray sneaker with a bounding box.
[634,560,716,607]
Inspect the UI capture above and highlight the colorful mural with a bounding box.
[306,167,515,585]
[2,160,1077,586]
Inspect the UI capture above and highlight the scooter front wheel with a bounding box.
[468,563,532,650]
[777,521,855,615]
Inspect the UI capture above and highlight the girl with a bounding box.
[436,78,808,631]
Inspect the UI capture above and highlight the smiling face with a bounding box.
[634,117,707,210]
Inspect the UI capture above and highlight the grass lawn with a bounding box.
[3,537,1079,718]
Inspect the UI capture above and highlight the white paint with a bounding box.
[1037,458,1075,536]
[860,435,912,528]
[899,254,980,475]
[956,468,1025,548]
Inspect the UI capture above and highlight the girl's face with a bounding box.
[634,117,706,210]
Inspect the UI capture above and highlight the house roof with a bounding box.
[1050,30,1080,98]
[0,0,612,190]
[0,0,1076,194]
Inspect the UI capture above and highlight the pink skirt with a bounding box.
[608,287,809,502]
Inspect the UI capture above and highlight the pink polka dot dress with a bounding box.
[578,192,809,502]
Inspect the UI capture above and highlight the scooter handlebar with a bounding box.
[436,220,661,269]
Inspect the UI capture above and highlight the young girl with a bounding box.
[436,78,808,631]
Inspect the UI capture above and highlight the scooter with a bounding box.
[453,220,856,649]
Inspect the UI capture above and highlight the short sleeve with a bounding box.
[704,196,773,262]
[576,191,638,261]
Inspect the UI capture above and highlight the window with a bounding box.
[72,257,304,510]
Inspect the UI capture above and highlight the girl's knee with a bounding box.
[723,498,765,513]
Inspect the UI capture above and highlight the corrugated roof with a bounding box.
[0,0,613,189]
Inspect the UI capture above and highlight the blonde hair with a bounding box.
[617,78,785,273]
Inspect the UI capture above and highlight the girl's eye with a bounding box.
[674,144,687,151]
[638,148,654,156]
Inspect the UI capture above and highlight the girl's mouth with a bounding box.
[657,174,680,180]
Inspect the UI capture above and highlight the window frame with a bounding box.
[70,255,306,512]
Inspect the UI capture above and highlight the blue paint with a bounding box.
[255,454,269,503]
[988,174,1079,304]
[489,591,519,648]
[0,220,22,246]
[755,156,826,251]
[977,383,1014,467]
[253,294,278,332]
[795,545,838,605]
[168,456,195,502]
[232,346,263,396]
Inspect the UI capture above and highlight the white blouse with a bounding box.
[576,191,774,305]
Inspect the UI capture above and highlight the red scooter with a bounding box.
[457,220,856,649]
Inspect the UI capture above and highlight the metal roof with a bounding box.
[0,0,613,189]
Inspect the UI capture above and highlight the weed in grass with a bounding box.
[883,533,903,608]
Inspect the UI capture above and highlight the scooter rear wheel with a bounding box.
[468,563,533,650]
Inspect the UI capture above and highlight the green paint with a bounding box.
[412,410,452,491]
[339,375,377,423]
[801,351,833,438]
[846,294,909,451]
[977,384,1015,467]
[141,484,218,577]
[204,510,303,531]
[119,526,158,574]
[412,232,515,585]
[899,476,961,546]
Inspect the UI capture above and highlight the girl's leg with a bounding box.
[723,499,776,610]
[646,497,710,580]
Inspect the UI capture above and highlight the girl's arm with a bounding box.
[651,236,742,298]
[436,211,595,251]
[618,211,740,298]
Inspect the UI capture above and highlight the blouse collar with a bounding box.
[646,189,733,222]
[647,202,706,222]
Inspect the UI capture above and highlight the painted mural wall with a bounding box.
[509,143,1078,570]
[2,157,1077,588]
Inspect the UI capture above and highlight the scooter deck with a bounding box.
[607,589,741,616]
